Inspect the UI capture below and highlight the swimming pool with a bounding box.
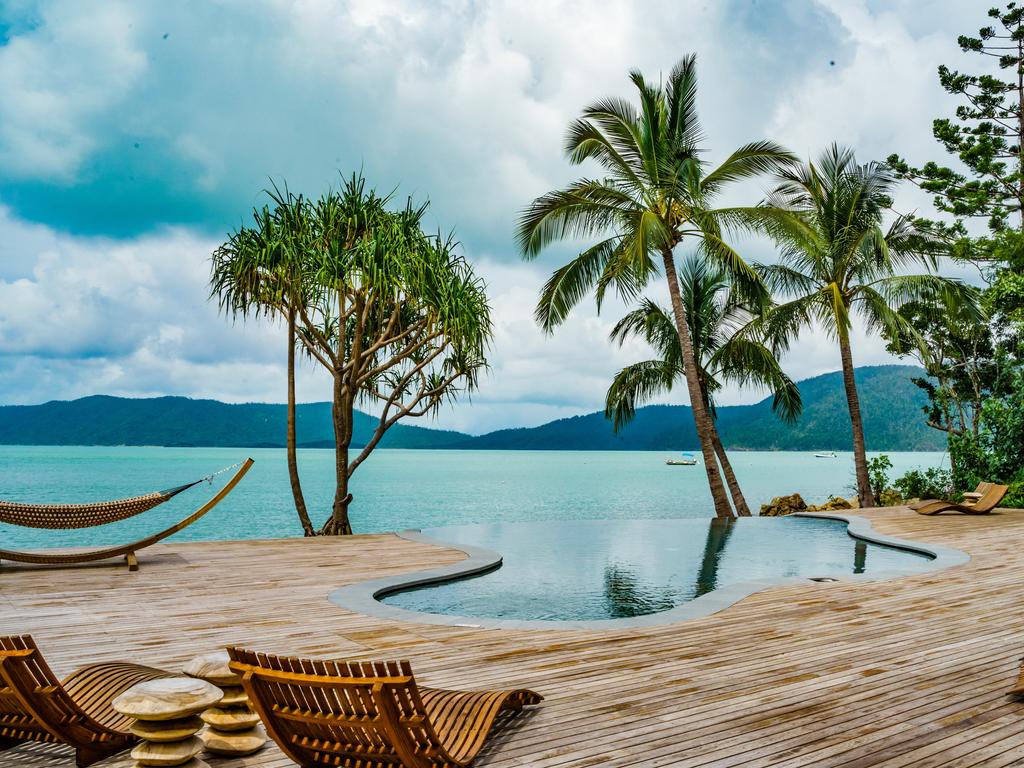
[370,517,939,625]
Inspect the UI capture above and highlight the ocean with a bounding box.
[0,446,949,550]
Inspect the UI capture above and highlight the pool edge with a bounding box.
[327,513,971,631]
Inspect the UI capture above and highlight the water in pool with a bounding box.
[380,517,934,621]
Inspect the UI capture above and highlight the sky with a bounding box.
[0,0,990,434]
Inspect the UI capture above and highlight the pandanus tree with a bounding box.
[517,54,797,517]
[606,256,802,515]
[754,145,980,507]
[212,174,492,535]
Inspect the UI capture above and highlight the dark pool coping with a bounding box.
[327,513,971,631]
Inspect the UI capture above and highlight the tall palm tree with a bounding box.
[754,144,980,507]
[606,256,802,515]
[211,189,317,536]
[517,54,796,517]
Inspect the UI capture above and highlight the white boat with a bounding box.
[814,451,837,459]
[666,453,698,466]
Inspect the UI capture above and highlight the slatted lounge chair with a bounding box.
[0,635,172,767]
[909,481,991,510]
[913,483,1009,516]
[0,458,252,571]
[227,646,543,768]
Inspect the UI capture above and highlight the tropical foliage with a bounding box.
[517,53,796,518]
[888,3,1024,232]
[887,2,1024,502]
[754,145,978,508]
[605,256,801,514]
[211,174,491,534]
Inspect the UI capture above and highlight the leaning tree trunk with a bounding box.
[710,425,750,516]
[323,374,354,535]
[662,249,735,518]
[838,332,875,508]
[286,311,315,537]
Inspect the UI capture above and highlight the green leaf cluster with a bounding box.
[888,3,1024,232]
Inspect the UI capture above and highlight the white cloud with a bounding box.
[0,0,988,432]
[0,1,147,179]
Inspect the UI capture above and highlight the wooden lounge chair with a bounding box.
[0,635,172,767]
[0,458,252,571]
[914,483,1009,516]
[227,646,542,768]
[909,481,991,511]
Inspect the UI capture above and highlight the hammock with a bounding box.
[0,462,243,530]
[0,459,253,571]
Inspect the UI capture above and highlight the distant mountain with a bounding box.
[460,365,943,451]
[0,395,471,449]
[0,365,944,451]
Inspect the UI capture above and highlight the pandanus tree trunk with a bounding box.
[662,248,735,518]
[838,331,875,508]
[286,310,315,537]
[322,373,354,535]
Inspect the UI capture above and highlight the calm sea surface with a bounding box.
[0,446,949,550]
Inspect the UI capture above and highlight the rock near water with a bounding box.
[759,493,858,516]
[759,493,808,516]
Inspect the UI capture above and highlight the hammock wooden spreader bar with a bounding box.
[0,458,253,572]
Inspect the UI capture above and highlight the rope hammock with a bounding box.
[0,462,245,530]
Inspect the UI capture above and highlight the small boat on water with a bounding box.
[666,453,698,466]
[814,451,837,459]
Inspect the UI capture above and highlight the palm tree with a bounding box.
[210,189,317,536]
[517,54,796,517]
[754,144,979,507]
[605,256,802,515]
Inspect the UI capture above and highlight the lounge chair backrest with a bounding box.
[0,636,57,745]
[0,635,83,746]
[973,483,1009,512]
[227,647,447,767]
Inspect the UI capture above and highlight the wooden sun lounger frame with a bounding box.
[913,482,1009,516]
[227,646,542,768]
[0,458,253,571]
[0,635,171,767]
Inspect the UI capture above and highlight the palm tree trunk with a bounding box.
[286,311,315,537]
[325,374,354,535]
[662,249,735,518]
[710,426,750,515]
[838,332,875,508]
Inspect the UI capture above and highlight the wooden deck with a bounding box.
[2,507,1023,767]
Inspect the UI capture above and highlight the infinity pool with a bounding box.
[380,517,934,622]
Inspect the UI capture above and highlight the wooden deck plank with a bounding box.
[1,508,1022,767]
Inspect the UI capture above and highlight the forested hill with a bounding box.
[463,365,944,451]
[0,396,471,449]
[0,365,943,451]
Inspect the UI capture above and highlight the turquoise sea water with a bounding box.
[0,446,949,550]
[381,517,933,621]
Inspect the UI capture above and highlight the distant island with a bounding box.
[0,365,943,451]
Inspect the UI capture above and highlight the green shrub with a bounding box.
[1003,474,1024,509]
[894,467,956,501]
[878,488,904,506]
[866,455,893,502]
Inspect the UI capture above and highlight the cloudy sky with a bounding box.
[0,0,987,433]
